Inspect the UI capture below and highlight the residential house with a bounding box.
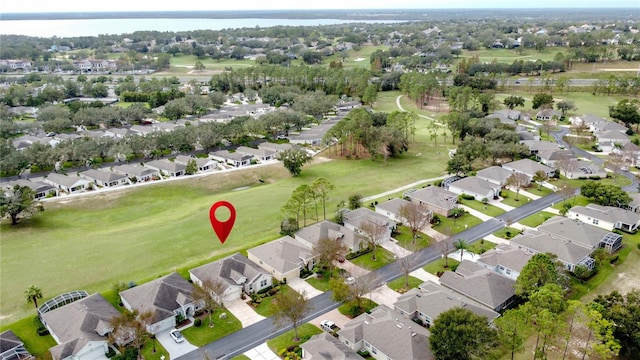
[439,260,517,312]
[79,169,129,188]
[257,142,299,154]
[511,216,622,272]
[596,130,631,153]
[337,305,432,360]
[111,165,159,183]
[294,220,365,253]
[591,121,628,135]
[247,236,315,282]
[41,294,120,360]
[2,179,57,199]
[476,166,513,187]
[209,150,253,168]
[476,243,532,281]
[0,330,33,360]
[569,114,607,127]
[129,125,157,136]
[564,160,607,179]
[535,109,562,121]
[335,101,361,112]
[189,253,272,303]
[11,135,54,150]
[627,193,640,213]
[487,109,521,121]
[567,204,640,233]
[44,173,90,194]
[536,149,577,167]
[103,128,135,139]
[144,159,186,177]
[235,146,276,162]
[521,140,562,155]
[406,186,458,217]
[394,281,499,327]
[301,332,360,360]
[375,198,432,225]
[446,176,500,201]
[342,208,396,244]
[502,159,555,180]
[119,273,201,334]
[613,142,640,168]
[174,155,218,172]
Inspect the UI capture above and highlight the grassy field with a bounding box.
[350,248,395,271]
[494,92,630,119]
[0,92,455,327]
[433,212,483,236]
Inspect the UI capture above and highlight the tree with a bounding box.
[532,93,554,109]
[396,250,419,288]
[503,95,525,110]
[311,177,335,220]
[398,202,431,244]
[515,253,560,298]
[437,236,452,269]
[556,99,577,117]
[277,148,312,177]
[531,170,548,191]
[185,158,198,175]
[191,279,225,328]
[312,236,347,278]
[330,275,376,313]
[348,193,362,210]
[110,309,153,360]
[24,285,43,309]
[272,289,312,341]
[593,289,640,357]
[495,307,528,360]
[506,172,529,201]
[609,99,640,131]
[524,283,566,359]
[0,185,42,225]
[429,307,498,360]
[360,220,388,261]
[454,238,469,262]
[580,182,631,207]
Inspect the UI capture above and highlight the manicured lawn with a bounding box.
[459,198,506,217]
[500,189,534,207]
[393,225,431,250]
[350,248,395,270]
[432,213,483,236]
[266,323,322,355]
[493,227,522,239]
[305,269,340,292]
[423,257,459,275]
[525,186,554,197]
[467,239,497,255]
[1,316,56,356]
[140,337,169,360]
[251,285,293,317]
[517,211,556,228]
[230,355,251,360]
[551,194,591,210]
[565,176,632,189]
[387,276,423,292]
[181,308,242,346]
[338,300,379,318]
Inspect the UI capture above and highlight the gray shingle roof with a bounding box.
[235,146,275,158]
[511,230,593,265]
[448,176,498,197]
[521,140,561,153]
[144,159,186,173]
[502,159,554,177]
[247,236,314,275]
[119,273,195,324]
[2,179,55,194]
[375,198,412,216]
[301,332,359,359]
[476,243,532,274]
[394,281,499,323]
[42,294,120,360]
[80,169,128,183]
[294,220,363,251]
[112,164,158,178]
[337,305,432,360]
[189,253,268,293]
[569,204,640,228]
[439,261,516,310]
[537,216,610,248]
[476,166,512,184]
[343,207,394,230]
[45,173,89,188]
[407,186,458,211]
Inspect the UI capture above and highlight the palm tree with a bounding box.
[25,285,43,309]
[454,239,469,263]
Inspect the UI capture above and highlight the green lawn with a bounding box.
[251,285,292,317]
[433,213,483,236]
[140,337,169,360]
[2,316,56,356]
[461,48,564,64]
[517,211,557,228]
[423,258,459,275]
[338,300,379,318]
[168,55,255,71]
[500,189,534,208]
[181,308,242,346]
[525,185,554,197]
[459,198,506,217]
[467,239,497,255]
[350,247,395,270]
[393,225,431,250]
[551,194,591,210]
[230,355,251,360]
[493,227,522,239]
[266,323,322,355]
[387,276,423,292]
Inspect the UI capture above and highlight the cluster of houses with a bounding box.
[1,142,298,197]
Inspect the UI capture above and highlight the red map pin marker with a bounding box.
[209,201,236,244]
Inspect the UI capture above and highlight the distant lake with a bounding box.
[0,18,404,37]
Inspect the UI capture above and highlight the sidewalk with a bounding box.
[225,298,265,328]
[381,238,413,257]
[458,204,493,222]
[288,277,323,299]
[362,175,449,202]
[244,343,279,360]
[410,268,441,283]
[335,259,369,277]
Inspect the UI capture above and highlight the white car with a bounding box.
[345,277,355,285]
[320,320,339,333]
[169,329,184,343]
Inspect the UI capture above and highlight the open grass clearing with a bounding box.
[387,276,423,293]
[459,198,506,217]
[423,257,459,276]
[266,323,322,355]
[517,211,556,228]
[181,308,242,346]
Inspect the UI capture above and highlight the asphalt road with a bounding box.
[175,191,570,360]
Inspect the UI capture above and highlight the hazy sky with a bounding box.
[1,0,637,13]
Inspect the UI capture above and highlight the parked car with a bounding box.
[170,329,184,343]
[345,277,355,285]
[320,320,339,333]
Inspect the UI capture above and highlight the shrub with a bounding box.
[345,247,372,260]
[430,214,441,225]
[460,194,475,201]
[257,285,273,295]
[105,347,117,358]
[434,180,443,187]
[589,176,601,180]
[194,318,202,327]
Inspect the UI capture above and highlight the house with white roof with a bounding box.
[144,159,186,177]
[446,176,500,201]
[79,169,129,188]
[247,236,315,282]
[567,204,640,233]
[476,243,532,280]
[476,166,513,187]
[44,173,90,194]
[502,158,555,180]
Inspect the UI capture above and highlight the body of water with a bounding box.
[0,18,403,37]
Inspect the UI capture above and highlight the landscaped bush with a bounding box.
[460,194,475,201]
[589,176,601,180]
[430,214,441,225]
[112,347,137,360]
[257,285,274,295]
[345,247,372,260]
[194,318,202,327]
[105,347,116,358]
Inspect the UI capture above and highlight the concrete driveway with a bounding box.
[156,329,198,360]
[309,308,351,329]
[226,298,265,327]
[368,284,400,308]
[288,277,322,299]
[335,259,368,277]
